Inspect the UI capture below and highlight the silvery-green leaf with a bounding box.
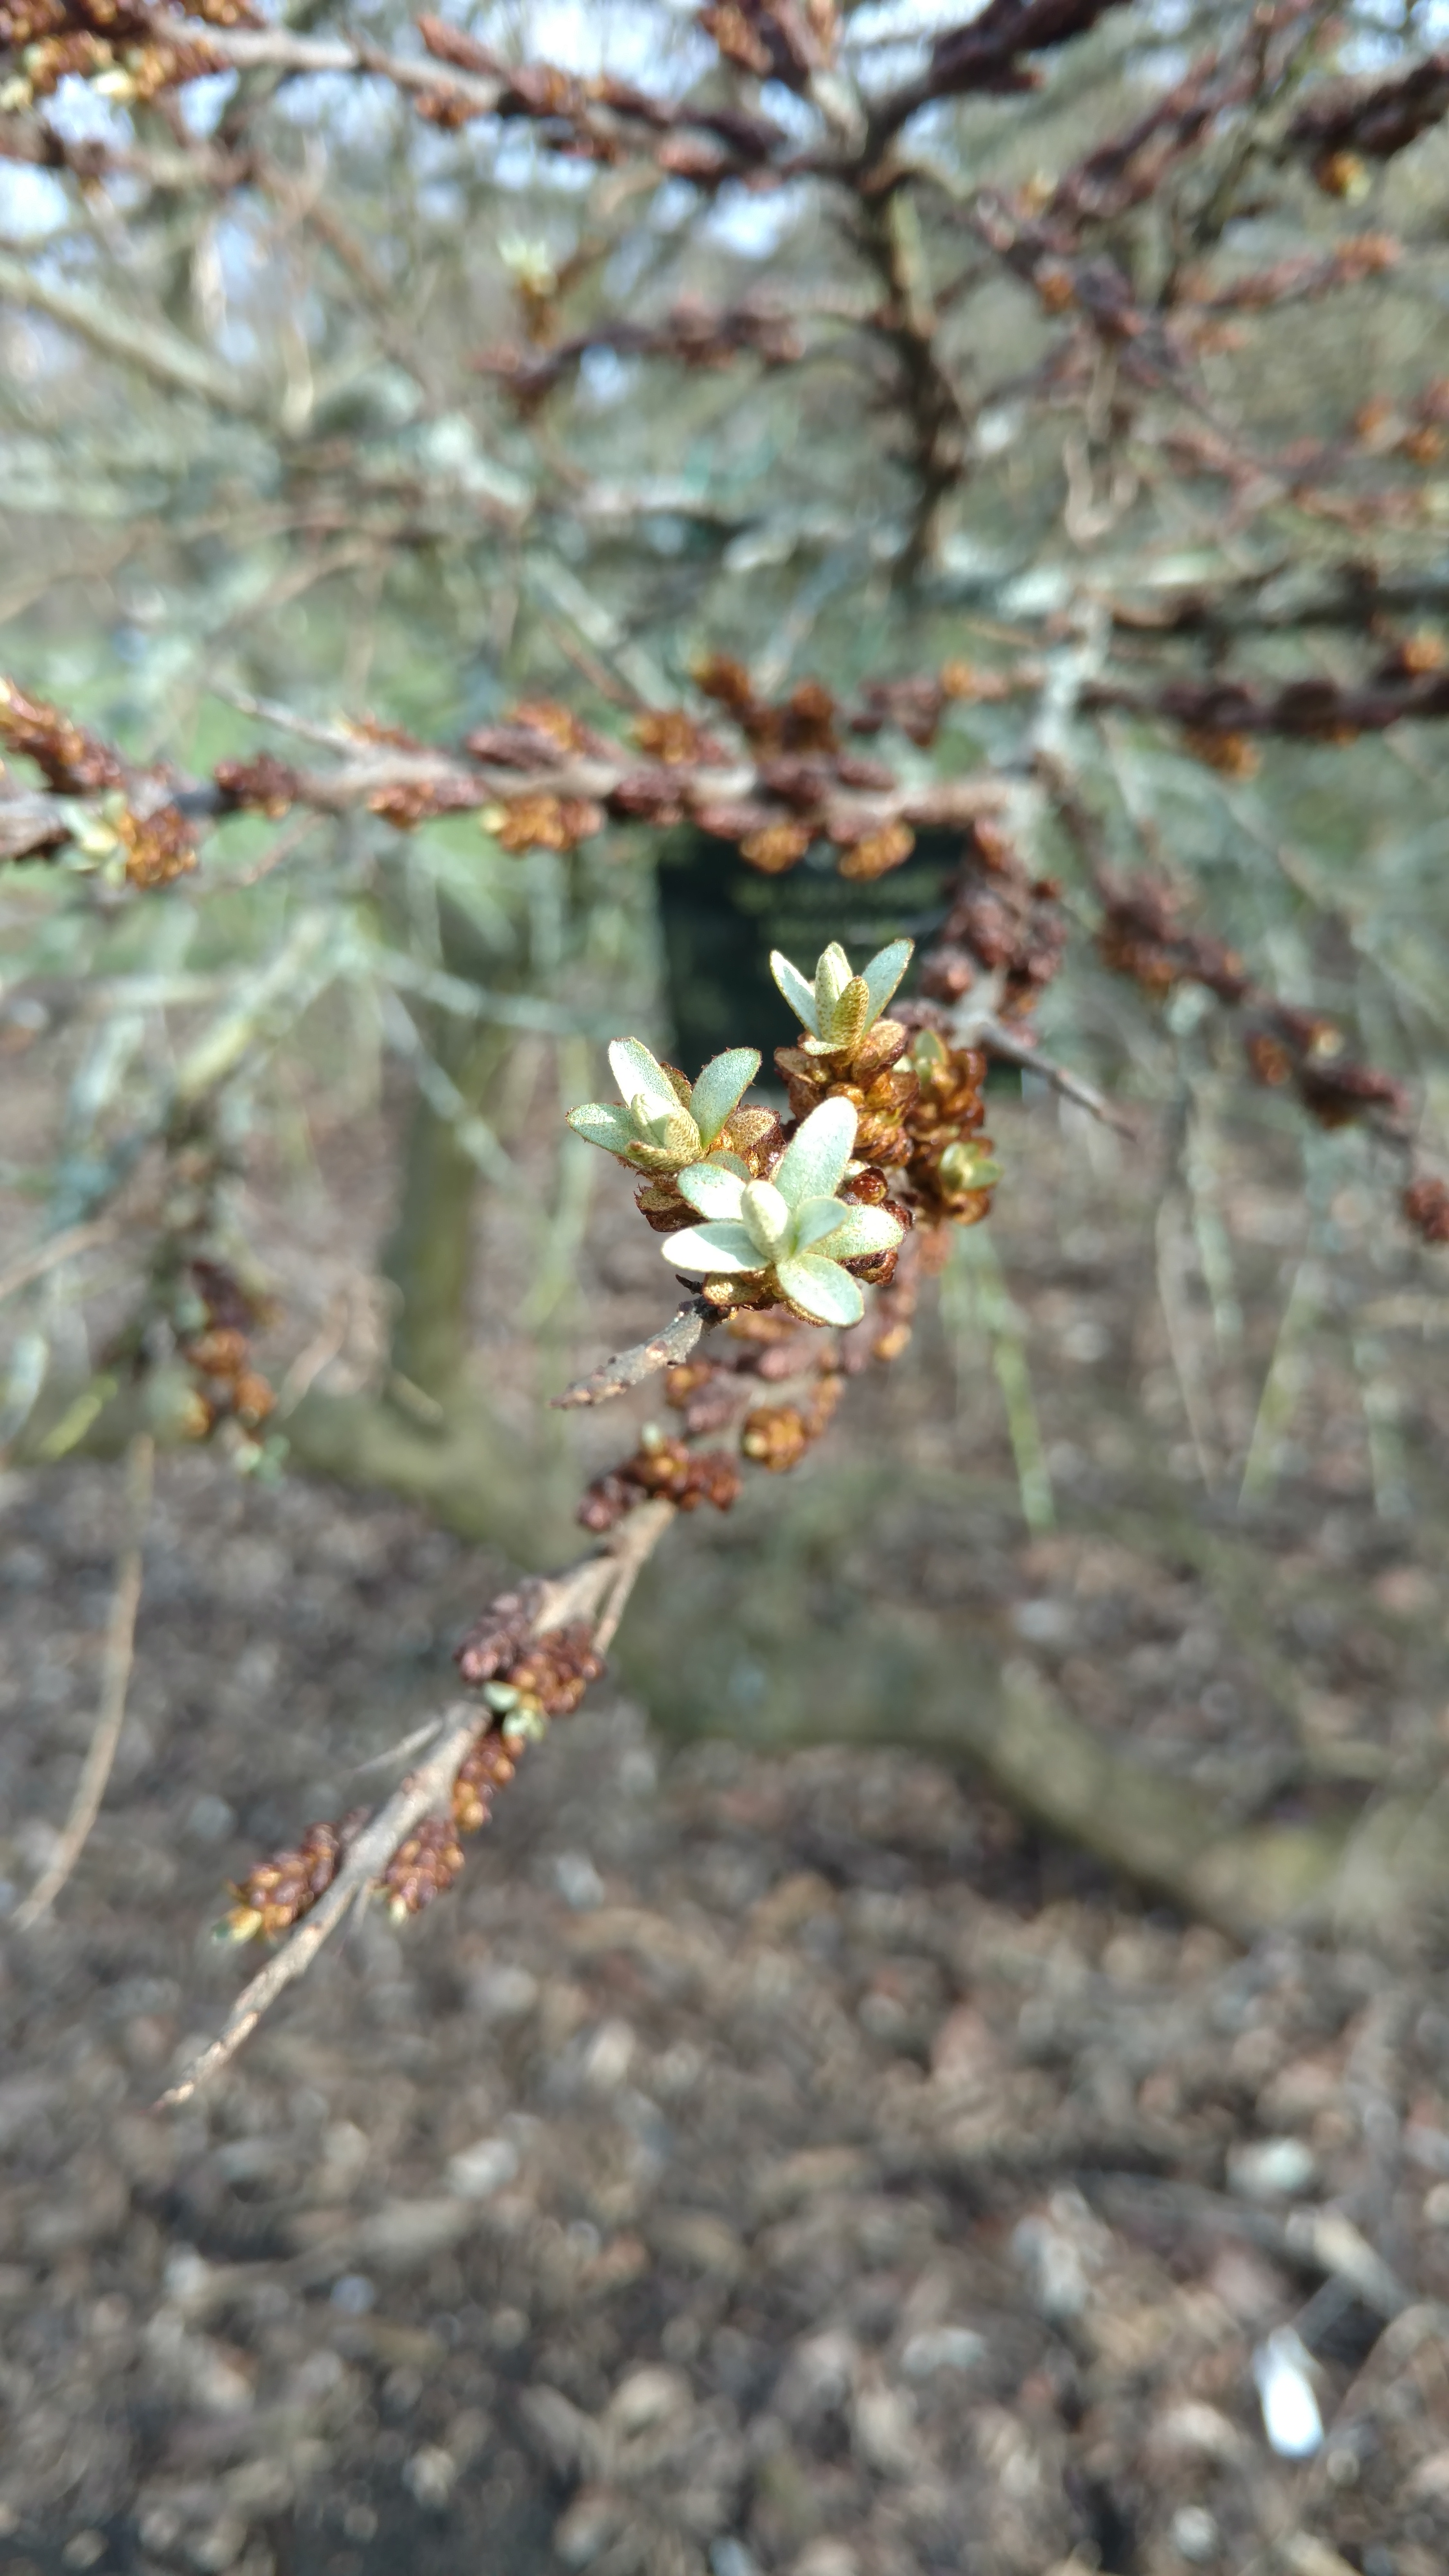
[792,1194,854,1252]
[939,1140,1003,1190]
[776,1253,864,1326]
[859,938,913,1028]
[567,1103,638,1154]
[813,1203,903,1261]
[824,976,870,1050]
[814,941,853,1020]
[775,1095,857,1206]
[688,1046,759,1147]
[630,1139,696,1172]
[704,1151,750,1179]
[665,1221,765,1275]
[676,1162,747,1221]
[739,1177,791,1256]
[608,1036,679,1117]
[770,950,819,1035]
[634,1096,700,1155]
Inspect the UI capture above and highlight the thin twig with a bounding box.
[0,1219,118,1308]
[156,1701,484,2108]
[961,1011,1140,1137]
[551,1299,715,1408]
[158,1498,675,2107]
[14,1434,153,1931]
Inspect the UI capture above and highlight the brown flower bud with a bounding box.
[232,1372,276,1427]
[227,1811,367,1940]
[455,1582,547,1685]
[837,821,914,882]
[381,1813,466,1919]
[452,1730,519,1834]
[739,819,812,874]
[214,752,302,816]
[1404,1177,1449,1245]
[117,803,198,891]
[185,1328,249,1380]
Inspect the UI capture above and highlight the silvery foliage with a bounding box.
[666,1096,900,1328]
[769,937,913,1057]
[567,1039,760,1174]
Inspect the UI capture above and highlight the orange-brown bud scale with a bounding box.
[1404,1178,1449,1245]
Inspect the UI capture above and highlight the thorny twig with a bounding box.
[14,1433,153,1931]
[158,1498,674,2106]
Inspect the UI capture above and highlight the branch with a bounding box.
[0,1219,118,1307]
[869,0,1133,151]
[0,250,255,415]
[158,1498,674,2107]
[964,1010,1141,1135]
[552,1300,715,1409]
[156,1699,484,2107]
[14,1434,153,1931]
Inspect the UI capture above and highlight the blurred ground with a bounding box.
[4,1062,1449,2576]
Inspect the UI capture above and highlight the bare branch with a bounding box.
[158,1498,675,2108]
[156,1701,484,2108]
[14,1434,153,1931]
[963,1011,1141,1135]
[0,250,255,415]
[552,1300,715,1409]
[0,1219,118,1308]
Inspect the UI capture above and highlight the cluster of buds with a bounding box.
[455,1589,606,1734]
[1133,666,1449,752]
[567,932,1005,1540]
[898,1030,999,1229]
[579,1432,743,1530]
[689,658,917,880]
[474,297,802,412]
[1095,871,1250,1004]
[214,751,305,818]
[1404,1178,1449,1246]
[172,1257,278,1442]
[1244,1007,1411,1135]
[378,1814,467,1920]
[1286,52,1449,196]
[742,1372,842,1473]
[918,819,1068,1018]
[380,1618,606,1920]
[226,1811,366,1941]
[0,0,254,106]
[0,674,123,792]
[228,1594,612,1941]
[848,660,1016,749]
[0,675,198,885]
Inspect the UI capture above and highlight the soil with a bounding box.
[4,1065,1449,2576]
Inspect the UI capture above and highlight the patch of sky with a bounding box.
[1341,1,1449,68]
[274,71,397,152]
[490,121,595,197]
[506,0,711,84]
[178,72,238,136]
[578,345,634,406]
[0,165,68,241]
[844,0,962,94]
[698,182,810,262]
[40,73,132,148]
[418,180,467,227]
[215,315,261,369]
